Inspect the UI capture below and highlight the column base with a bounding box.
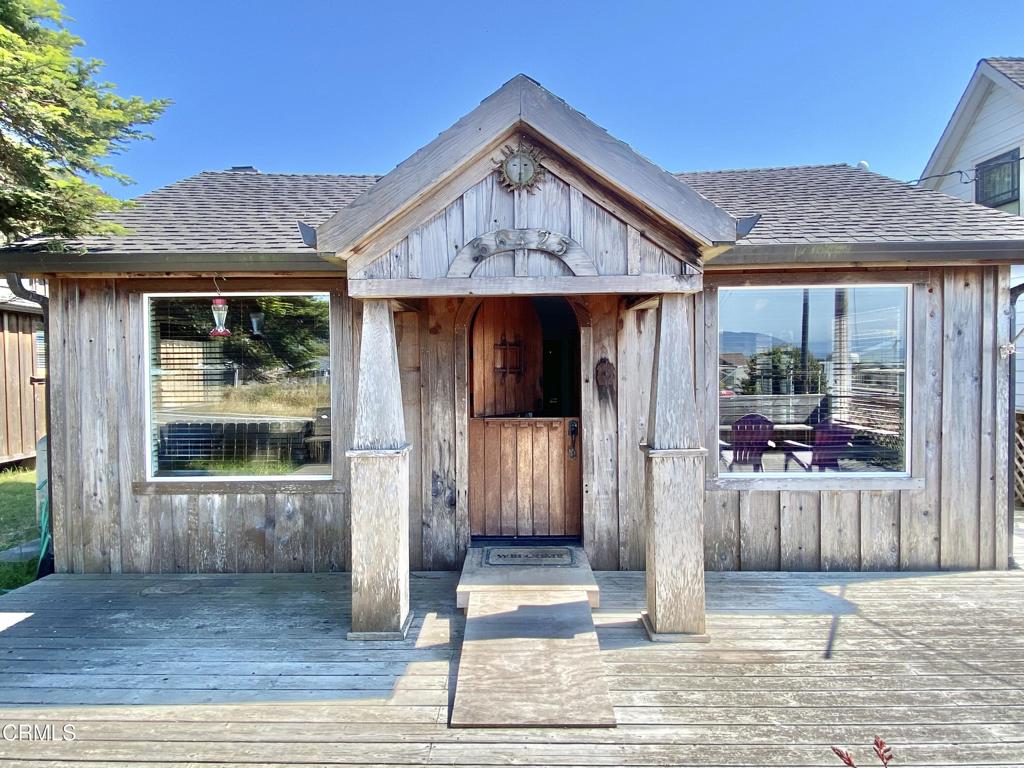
[347,611,414,642]
[639,611,710,643]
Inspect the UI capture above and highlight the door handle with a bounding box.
[568,419,579,459]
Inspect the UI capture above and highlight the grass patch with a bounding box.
[184,459,299,476]
[0,467,37,552]
[187,381,327,418]
[0,558,38,592]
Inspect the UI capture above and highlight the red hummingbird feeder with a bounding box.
[210,297,231,337]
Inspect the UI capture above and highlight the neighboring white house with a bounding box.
[921,57,1024,410]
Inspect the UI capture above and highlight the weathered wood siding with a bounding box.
[354,170,692,281]
[49,264,1010,573]
[47,278,354,574]
[700,266,1012,571]
[0,309,45,464]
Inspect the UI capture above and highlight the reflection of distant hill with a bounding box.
[719,331,790,356]
[721,331,903,361]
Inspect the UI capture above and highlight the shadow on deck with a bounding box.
[0,568,1022,765]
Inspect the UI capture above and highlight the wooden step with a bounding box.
[450,589,615,728]
[455,545,599,609]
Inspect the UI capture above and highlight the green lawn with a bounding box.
[0,558,37,591]
[0,467,39,591]
[0,467,37,552]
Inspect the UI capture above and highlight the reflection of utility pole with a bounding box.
[798,289,809,394]
[833,288,851,421]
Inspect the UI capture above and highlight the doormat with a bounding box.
[485,547,575,567]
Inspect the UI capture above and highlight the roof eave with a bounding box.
[708,239,1024,268]
[0,249,344,275]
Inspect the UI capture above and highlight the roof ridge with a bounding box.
[676,163,851,175]
[199,170,383,178]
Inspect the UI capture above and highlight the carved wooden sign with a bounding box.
[447,228,598,278]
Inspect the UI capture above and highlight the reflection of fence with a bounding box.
[720,394,826,426]
[155,339,234,407]
[1015,413,1024,505]
[157,421,314,471]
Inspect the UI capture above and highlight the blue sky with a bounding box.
[64,0,1024,199]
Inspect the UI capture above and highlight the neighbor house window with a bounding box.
[145,293,331,479]
[717,285,909,476]
[976,149,1020,213]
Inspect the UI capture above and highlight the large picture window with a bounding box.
[717,285,909,476]
[145,293,331,480]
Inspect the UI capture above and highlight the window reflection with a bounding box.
[718,286,908,475]
[147,294,331,479]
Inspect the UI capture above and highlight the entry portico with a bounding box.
[324,75,734,640]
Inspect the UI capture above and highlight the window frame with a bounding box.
[706,279,922,491]
[142,290,334,484]
[975,148,1020,211]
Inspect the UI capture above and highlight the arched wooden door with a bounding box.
[467,298,582,538]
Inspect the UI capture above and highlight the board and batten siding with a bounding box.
[701,266,1012,571]
[47,267,1012,573]
[46,278,355,574]
[45,258,1010,574]
[353,170,693,281]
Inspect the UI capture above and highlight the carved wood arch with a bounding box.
[447,228,598,278]
[454,295,591,334]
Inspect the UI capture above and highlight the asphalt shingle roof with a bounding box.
[12,171,379,254]
[9,163,1024,255]
[986,57,1024,89]
[676,163,1024,246]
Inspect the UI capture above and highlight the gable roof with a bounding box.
[315,74,737,257]
[7,164,1024,271]
[920,58,1024,189]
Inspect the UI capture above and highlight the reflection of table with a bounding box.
[719,423,813,446]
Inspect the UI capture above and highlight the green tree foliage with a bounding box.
[0,0,169,243]
[741,346,824,396]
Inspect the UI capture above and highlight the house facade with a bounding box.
[4,76,1024,638]
[920,57,1024,410]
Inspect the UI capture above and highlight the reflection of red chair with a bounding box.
[783,421,855,471]
[720,413,775,472]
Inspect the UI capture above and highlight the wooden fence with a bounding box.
[0,309,46,464]
[1015,412,1024,506]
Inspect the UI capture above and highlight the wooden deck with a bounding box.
[0,568,1022,766]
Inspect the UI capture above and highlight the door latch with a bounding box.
[568,419,579,459]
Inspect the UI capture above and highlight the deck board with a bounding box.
[0,567,1022,765]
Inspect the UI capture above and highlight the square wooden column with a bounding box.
[346,299,413,640]
[641,293,709,642]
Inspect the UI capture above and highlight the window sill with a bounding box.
[132,479,344,496]
[706,475,925,492]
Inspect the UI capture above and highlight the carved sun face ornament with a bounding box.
[495,141,546,193]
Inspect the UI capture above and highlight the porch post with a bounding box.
[346,299,412,640]
[641,293,709,642]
